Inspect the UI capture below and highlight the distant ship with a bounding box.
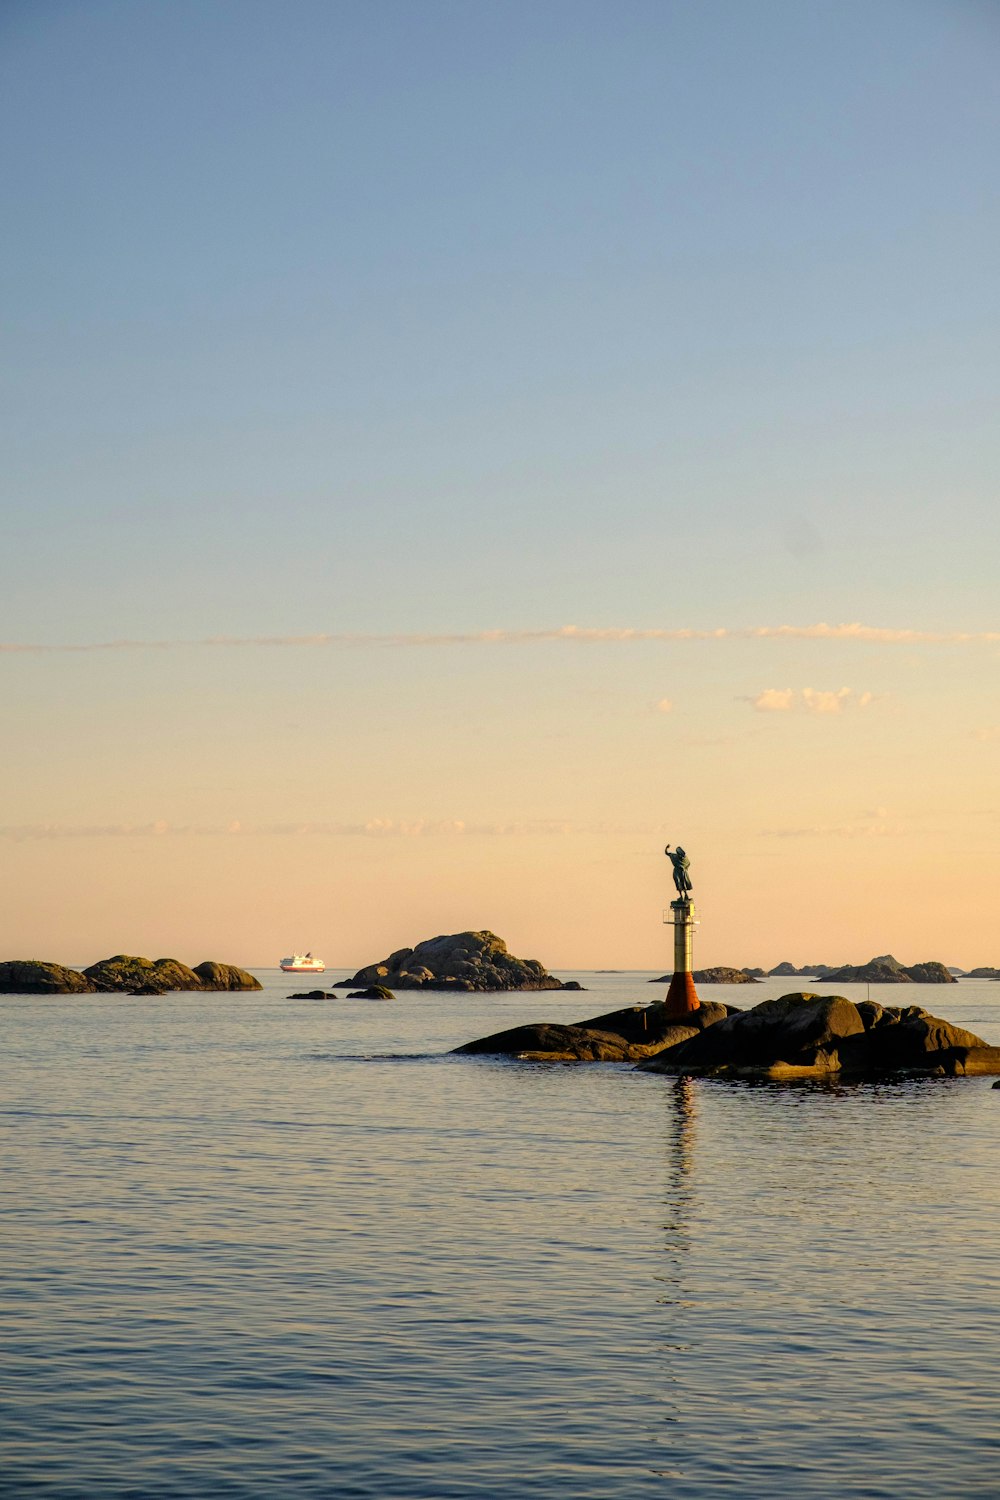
[280,952,326,974]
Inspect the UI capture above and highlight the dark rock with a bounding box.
[968,967,1000,979]
[649,967,760,983]
[0,955,261,995]
[82,954,261,993]
[453,999,734,1062]
[692,967,761,984]
[339,930,567,991]
[767,962,836,977]
[638,991,1000,1079]
[193,961,261,991]
[822,955,956,984]
[0,960,94,994]
[561,980,585,990]
[83,954,203,992]
[289,989,331,999]
[347,985,394,1000]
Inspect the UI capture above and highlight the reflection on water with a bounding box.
[660,1075,696,1278]
[1,975,1000,1497]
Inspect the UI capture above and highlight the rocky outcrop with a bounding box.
[84,955,205,992]
[453,999,737,1062]
[694,967,761,984]
[0,960,94,994]
[822,955,956,984]
[193,961,261,991]
[968,967,1000,979]
[638,992,1000,1079]
[767,962,836,977]
[0,954,261,994]
[338,931,566,991]
[649,967,760,984]
[347,985,394,1000]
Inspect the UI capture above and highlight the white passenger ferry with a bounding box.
[280,952,326,974]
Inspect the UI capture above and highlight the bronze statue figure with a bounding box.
[665,844,692,898]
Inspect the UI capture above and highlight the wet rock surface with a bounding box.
[338,931,567,991]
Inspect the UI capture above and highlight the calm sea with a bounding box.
[2,972,999,1498]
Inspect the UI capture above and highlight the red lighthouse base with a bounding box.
[664,971,700,1017]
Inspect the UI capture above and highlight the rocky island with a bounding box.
[649,967,761,984]
[335,930,575,992]
[820,954,956,984]
[454,991,1000,1079]
[0,955,261,994]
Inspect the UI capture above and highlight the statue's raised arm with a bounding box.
[665,844,693,898]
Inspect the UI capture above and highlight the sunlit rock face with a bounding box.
[342,931,567,992]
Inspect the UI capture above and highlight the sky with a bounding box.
[2,0,999,970]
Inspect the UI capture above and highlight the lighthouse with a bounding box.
[663,844,700,1017]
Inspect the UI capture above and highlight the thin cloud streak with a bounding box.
[0,818,576,841]
[0,816,685,842]
[2,623,1000,654]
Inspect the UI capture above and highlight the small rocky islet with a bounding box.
[332,930,580,993]
[658,955,959,984]
[454,991,1000,1079]
[0,955,261,995]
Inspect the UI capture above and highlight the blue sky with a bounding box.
[2,1,998,964]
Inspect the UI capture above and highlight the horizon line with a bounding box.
[2,622,1000,654]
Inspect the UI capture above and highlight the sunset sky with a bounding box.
[2,0,998,969]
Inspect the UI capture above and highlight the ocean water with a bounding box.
[2,971,1000,1498]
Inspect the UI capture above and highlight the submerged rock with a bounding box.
[0,960,94,994]
[338,931,567,992]
[347,985,395,1000]
[453,999,736,1062]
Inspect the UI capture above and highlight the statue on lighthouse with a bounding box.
[665,844,693,900]
[663,843,699,1016]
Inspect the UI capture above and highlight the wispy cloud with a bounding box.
[745,687,875,714]
[0,818,575,841]
[760,813,907,838]
[1,622,999,654]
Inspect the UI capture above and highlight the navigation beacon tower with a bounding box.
[663,844,700,1016]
